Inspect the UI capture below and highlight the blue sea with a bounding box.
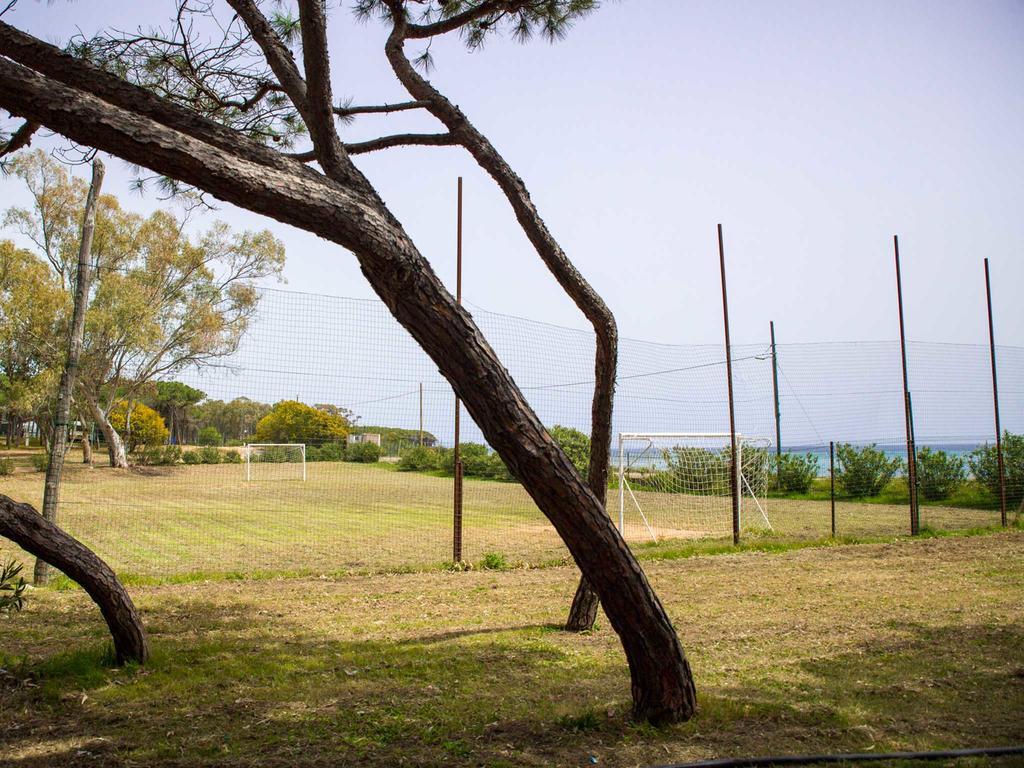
[620,441,988,476]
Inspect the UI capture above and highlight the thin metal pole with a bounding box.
[894,235,920,535]
[984,258,1007,527]
[718,224,741,545]
[453,177,464,563]
[830,440,836,538]
[419,382,424,447]
[770,320,782,483]
[618,434,625,534]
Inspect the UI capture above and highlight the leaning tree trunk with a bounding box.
[379,27,617,632]
[1,494,149,664]
[86,397,128,468]
[0,40,696,723]
[35,158,104,585]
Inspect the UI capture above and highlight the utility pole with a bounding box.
[453,177,464,563]
[718,224,740,545]
[894,235,919,535]
[984,259,1007,527]
[770,320,782,484]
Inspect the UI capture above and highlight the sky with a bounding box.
[1,0,1022,349]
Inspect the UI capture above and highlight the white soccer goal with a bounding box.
[244,443,307,482]
[617,432,772,541]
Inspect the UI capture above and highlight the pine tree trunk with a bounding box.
[35,158,103,585]
[1,493,148,664]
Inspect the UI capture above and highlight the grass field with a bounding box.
[1,532,1022,766]
[1,452,1012,580]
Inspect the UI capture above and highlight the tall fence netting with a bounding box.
[2,287,1021,578]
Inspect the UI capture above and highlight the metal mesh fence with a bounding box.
[2,286,1021,578]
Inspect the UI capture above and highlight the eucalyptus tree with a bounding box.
[0,1,695,721]
[4,151,286,467]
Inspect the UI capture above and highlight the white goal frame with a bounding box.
[617,432,772,541]
[244,443,307,482]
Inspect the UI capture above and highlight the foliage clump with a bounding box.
[0,560,27,614]
[0,457,13,476]
[254,400,349,445]
[549,425,590,474]
[835,443,902,497]
[771,452,820,494]
[196,426,223,446]
[915,447,965,501]
[345,441,381,463]
[397,445,442,472]
[969,432,1024,508]
[109,401,169,454]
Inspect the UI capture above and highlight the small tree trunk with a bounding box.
[1,493,149,664]
[35,159,103,585]
[88,398,128,468]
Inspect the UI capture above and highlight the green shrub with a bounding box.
[198,445,221,464]
[222,449,243,464]
[479,552,509,570]
[225,438,245,447]
[196,426,223,446]
[136,444,181,466]
[1,560,27,614]
[182,450,202,465]
[836,443,903,497]
[345,441,381,463]
[915,446,965,501]
[31,452,49,472]
[317,442,346,462]
[969,432,1024,508]
[398,445,441,472]
[663,446,729,495]
[0,457,13,476]
[549,425,590,473]
[771,452,820,494]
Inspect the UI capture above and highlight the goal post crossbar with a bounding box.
[244,443,307,482]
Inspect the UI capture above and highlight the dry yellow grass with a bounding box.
[1,532,1022,766]
[1,459,1007,579]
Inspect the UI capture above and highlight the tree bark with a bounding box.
[35,158,104,585]
[81,417,93,464]
[85,396,128,469]
[0,46,696,724]
[1,494,149,664]
[380,21,615,633]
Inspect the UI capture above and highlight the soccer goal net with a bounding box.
[244,443,307,482]
[617,433,771,541]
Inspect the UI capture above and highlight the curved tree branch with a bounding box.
[286,132,455,160]
[1,494,149,665]
[296,0,351,180]
[384,10,617,629]
[0,20,320,183]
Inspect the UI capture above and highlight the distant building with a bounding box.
[348,432,381,446]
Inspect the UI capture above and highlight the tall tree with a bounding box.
[3,151,286,467]
[0,239,62,447]
[0,2,696,721]
[36,157,104,586]
[150,381,206,445]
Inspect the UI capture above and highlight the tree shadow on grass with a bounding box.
[3,599,1024,767]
